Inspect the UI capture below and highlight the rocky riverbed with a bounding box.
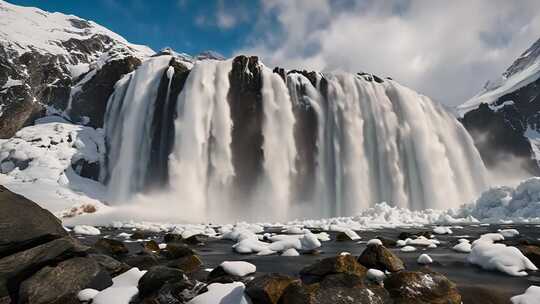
[2,185,540,303]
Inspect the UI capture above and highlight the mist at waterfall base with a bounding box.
[98,56,490,224]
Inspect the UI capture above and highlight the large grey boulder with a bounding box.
[0,185,67,258]
[18,257,112,304]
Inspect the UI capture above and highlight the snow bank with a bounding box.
[456,178,540,223]
[0,122,107,214]
[92,268,146,304]
[73,225,100,235]
[452,239,472,253]
[220,261,256,277]
[467,233,538,276]
[187,282,250,304]
[511,286,540,304]
[367,269,386,283]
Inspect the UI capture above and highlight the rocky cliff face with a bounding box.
[458,38,540,174]
[0,0,153,138]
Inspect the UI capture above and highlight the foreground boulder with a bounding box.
[18,257,111,304]
[93,238,129,257]
[384,270,461,304]
[358,243,405,272]
[166,254,202,274]
[137,266,186,297]
[299,255,367,283]
[518,245,540,268]
[0,236,89,298]
[89,253,131,277]
[245,273,299,304]
[280,273,391,304]
[0,186,67,257]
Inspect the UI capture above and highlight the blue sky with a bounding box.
[7,0,540,105]
[8,0,261,57]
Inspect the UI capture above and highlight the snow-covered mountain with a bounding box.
[458,37,540,174]
[0,0,154,138]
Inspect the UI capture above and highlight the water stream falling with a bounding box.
[102,56,488,221]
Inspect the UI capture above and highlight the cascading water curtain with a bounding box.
[102,56,488,221]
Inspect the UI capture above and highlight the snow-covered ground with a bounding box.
[0,120,109,214]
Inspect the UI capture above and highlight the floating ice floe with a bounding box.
[417,254,433,264]
[452,239,472,253]
[511,286,540,304]
[220,261,256,277]
[281,248,300,256]
[433,226,453,235]
[467,233,537,276]
[73,225,101,235]
[401,246,416,252]
[498,229,519,238]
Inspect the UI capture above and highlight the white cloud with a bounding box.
[239,0,540,106]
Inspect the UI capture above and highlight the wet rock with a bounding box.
[376,236,397,247]
[280,274,391,304]
[93,238,129,257]
[166,254,202,274]
[518,245,540,268]
[398,231,431,240]
[164,233,183,243]
[459,286,510,304]
[18,257,111,304]
[299,255,367,283]
[88,253,130,277]
[207,266,242,284]
[358,243,405,272]
[130,231,152,240]
[151,279,205,304]
[163,243,196,259]
[137,266,186,297]
[183,234,209,245]
[0,236,89,298]
[142,240,161,252]
[245,273,299,304]
[0,185,67,258]
[122,252,160,270]
[69,55,142,127]
[335,232,355,242]
[384,270,461,304]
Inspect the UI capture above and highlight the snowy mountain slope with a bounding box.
[459,37,540,174]
[0,0,152,60]
[458,38,540,116]
[0,0,155,138]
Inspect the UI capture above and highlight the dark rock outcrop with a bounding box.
[299,255,367,284]
[0,185,67,258]
[228,56,264,201]
[18,257,111,304]
[137,266,186,297]
[358,243,405,272]
[93,238,129,257]
[384,270,461,304]
[245,273,298,304]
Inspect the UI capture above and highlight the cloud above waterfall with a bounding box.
[237,0,540,106]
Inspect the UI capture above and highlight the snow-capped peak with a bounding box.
[457,37,540,116]
[0,0,153,58]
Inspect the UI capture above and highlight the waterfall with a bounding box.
[102,55,172,202]
[102,56,488,221]
[168,59,235,219]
